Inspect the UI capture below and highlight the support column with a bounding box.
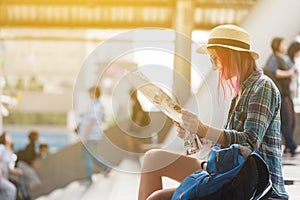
[173,0,194,105]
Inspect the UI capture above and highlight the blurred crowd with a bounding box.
[0,130,48,200]
[264,36,300,156]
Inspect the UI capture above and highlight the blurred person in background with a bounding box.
[16,130,41,199]
[0,131,23,200]
[130,89,150,130]
[38,143,49,159]
[287,41,300,98]
[127,89,151,152]
[265,37,299,156]
[78,86,111,186]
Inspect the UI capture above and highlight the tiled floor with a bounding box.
[282,153,300,200]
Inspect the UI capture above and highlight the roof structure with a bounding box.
[0,0,258,30]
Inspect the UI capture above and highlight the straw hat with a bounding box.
[197,24,259,60]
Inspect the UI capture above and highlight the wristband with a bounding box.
[201,161,207,169]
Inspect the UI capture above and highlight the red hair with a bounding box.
[210,47,257,98]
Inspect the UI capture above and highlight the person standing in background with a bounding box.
[265,37,299,156]
[38,143,49,159]
[17,130,41,199]
[127,89,151,152]
[0,144,17,200]
[0,131,23,177]
[0,131,23,200]
[78,86,111,185]
[287,41,300,98]
[130,89,150,129]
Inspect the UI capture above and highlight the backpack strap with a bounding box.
[250,151,272,200]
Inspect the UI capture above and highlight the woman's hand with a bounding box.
[174,109,208,139]
[174,121,185,139]
[11,167,23,176]
[181,109,199,134]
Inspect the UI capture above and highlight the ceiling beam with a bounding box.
[193,23,220,30]
[1,0,176,7]
[194,0,256,9]
[0,21,173,29]
[0,0,257,30]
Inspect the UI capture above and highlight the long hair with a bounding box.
[211,47,257,98]
[0,131,8,145]
[287,41,300,63]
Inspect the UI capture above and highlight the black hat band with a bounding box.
[208,38,250,50]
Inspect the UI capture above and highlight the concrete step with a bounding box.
[108,158,140,200]
[34,158,141,200]
[282,152,300,200]
[285,185,300,200]
[35,148,300,200]
[35,181,87,200]
[80,173,117,200]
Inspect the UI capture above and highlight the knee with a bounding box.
[143,149,163,164]
[141,149,164,172]
[146,190,161,200]
[146,189,173,200]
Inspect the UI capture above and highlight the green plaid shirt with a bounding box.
[224,70,288,199]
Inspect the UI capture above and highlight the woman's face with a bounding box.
[208,48,234,80]
[279,39,288,54]
[294,50,300,65]
[208,49,222,71]
[5,133,13,145]
[295,50,300,59]
[89,91,96,99]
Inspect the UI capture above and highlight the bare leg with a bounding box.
[138,149,202,200]
[147,188,177,200]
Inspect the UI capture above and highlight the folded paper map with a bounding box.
[127,70,205,155]
[127,70,182,123]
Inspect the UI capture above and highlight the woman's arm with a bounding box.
[179,80,279,149]
[178,110,227,146]
[275,68,296,78]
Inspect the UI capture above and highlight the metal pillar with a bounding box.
[173,0,194,105]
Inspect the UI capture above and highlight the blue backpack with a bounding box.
[172,144,272,200]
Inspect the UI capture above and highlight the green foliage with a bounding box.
[3,112,67,125]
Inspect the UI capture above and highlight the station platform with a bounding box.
[35,150,300,200]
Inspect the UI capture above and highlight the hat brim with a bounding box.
[197,44,259,60]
